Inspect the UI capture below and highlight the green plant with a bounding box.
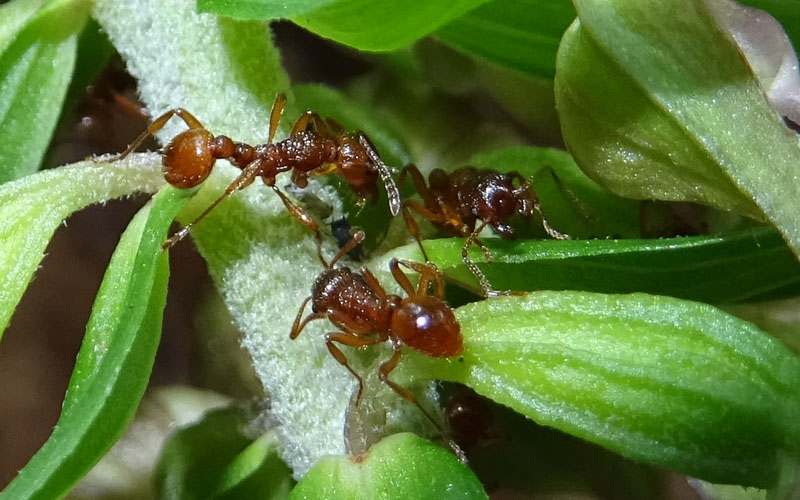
[2,0,800,498]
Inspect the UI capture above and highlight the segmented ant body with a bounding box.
[107,93,401,255]
[290,231,461,429]
[400,164,567,296]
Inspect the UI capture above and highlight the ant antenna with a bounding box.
[358,133,401,216]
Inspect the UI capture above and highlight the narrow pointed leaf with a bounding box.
[401,292,800,487]
[0,154,164,340]
[0,187,186,500]
[384,226,800,304]
[0,0,90,182]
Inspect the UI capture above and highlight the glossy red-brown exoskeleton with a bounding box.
[290,230,461,430]
[400,164,567,296]
[105,93,401,257]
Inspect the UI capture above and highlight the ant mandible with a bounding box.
[399,164,568,297]
[106,93,402,259]
[290,230,462,432]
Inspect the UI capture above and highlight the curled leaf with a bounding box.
[555,0,800,257]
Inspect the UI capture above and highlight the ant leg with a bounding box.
[393,259,445,299]
[402,200,450,262]
[402,204,430,262]
[461,222,500,297]
[270,186,326,266]
[399,164,437,209]
[386,258,416,296]
[379,340,451,443]
[360,267,389,300]
[162,159,262,250]
[267,93,287,144]
[107,108,205,161]
[359,133,401,216]
[328,230,366,269]
[290,111,330,136]
[290,297,326,340]
[326,332,384,406]
[510,170,571,240]
[395,258,487,299]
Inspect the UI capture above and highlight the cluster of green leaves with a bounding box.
[1,0,800,499]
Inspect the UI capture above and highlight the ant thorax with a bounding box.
[311,268,391,334]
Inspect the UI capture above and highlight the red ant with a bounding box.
[400,164,567,297]
[105,93,402,257]
[290,230,462,433]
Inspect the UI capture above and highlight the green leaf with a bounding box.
[0,0,44,52]
[291,0,491,52]
[400,292,800,487]
[196,0,339,19]
[385,226,800,304]
[155,406,293,500]
[435,0,575,78]
[212,431,294,500]
[468,146,640,238]
[0,0,90,183]
[292,83,411,251]
[289,433,487,500]
[0,154,164,341]
[554,0,800,257]
[0,187,186,500]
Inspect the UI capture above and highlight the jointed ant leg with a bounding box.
[379,341,447,439]
[326,332,384,406]
[388,258,416,296]
[360,268,388,301]
[401,204,430,262]
[402,200,450,263]
[161,160,263,250]
[108,108,205,162]
[396,259,486,298]
[399,165,438,210]
[461,222,499,297]
[393,259,446,299]
[270,186,326,266]
[511,170,571,240]
[290,111,329,136]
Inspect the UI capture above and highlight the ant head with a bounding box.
[391,296,462,357]
[477,175,518,223]
[163,129,215,188]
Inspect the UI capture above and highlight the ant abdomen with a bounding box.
[162,129,216,188]
[391,296,461,357]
